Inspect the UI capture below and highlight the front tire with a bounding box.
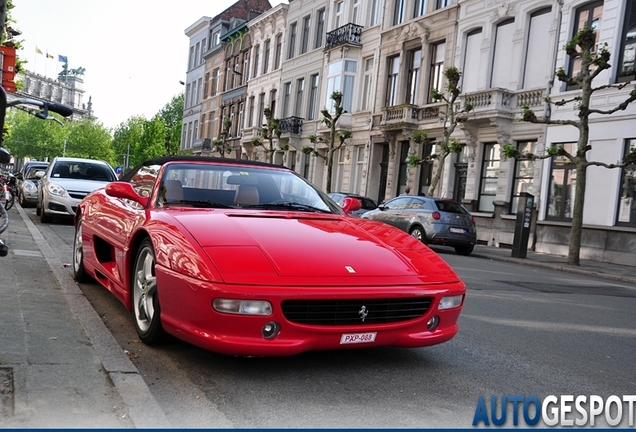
[73,218,91,283]
[39,205,52,223]
[132,238,167,344]
[4,189,14,210]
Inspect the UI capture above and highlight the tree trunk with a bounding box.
[427,150,449,197]
[568,156,587,265]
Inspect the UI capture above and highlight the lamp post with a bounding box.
[125,141,130,170]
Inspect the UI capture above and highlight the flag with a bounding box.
[46,52,54,59]
[58,54,68,63]
[35,46,43,55]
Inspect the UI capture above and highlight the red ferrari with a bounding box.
[73,156,466,356]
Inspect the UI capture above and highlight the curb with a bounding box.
[16,205,172,428]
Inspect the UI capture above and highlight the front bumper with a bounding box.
[156,267,466,356]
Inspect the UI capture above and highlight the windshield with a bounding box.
[157,163,342,214]
[51,161,117,182]
[25,165,48,179]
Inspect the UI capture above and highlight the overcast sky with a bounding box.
[12,0,286,130]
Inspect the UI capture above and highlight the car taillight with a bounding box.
[472,216,476,225]
[432,211,441,220]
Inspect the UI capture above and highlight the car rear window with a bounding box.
[435,200,468,214]
[359,198,377,210]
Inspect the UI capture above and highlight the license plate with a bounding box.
[340,332,377,344]
[450,227,466,234]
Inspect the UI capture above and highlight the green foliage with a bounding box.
[155,93,184,156]
[112,116,146,168]
[501,143,520,159]
[521,105,538,122]
[301,145,314,155]
[64,119,114,163]
[4,109,68,159]
[411,130,428,145]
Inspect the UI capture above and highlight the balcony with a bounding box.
[279,116,303,135]
[458,88,546,121]
[325,23,363,50]
[379,104,420,131]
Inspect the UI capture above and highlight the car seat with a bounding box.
[234,185,259,206]
[163,179,184,203]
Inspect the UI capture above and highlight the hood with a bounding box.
[171,211,460,285]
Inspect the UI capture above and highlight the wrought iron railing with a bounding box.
[325,23,363,50]
[279,116,303,134]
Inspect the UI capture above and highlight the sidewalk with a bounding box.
[471,244,636,285]
[1,204,635,428]
[0,204,171,428]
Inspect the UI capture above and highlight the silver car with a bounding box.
[362,195,477,255]
[17,162,48,207]
[36,157,117,223]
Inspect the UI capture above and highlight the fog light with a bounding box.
[439,294,464,310]
[262,321,280,339]
[427,316,440,331]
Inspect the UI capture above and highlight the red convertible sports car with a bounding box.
[73,156,466,356]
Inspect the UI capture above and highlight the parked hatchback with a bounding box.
[37,157,117,222]
[362,195,477,255]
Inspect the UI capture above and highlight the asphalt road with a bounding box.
[27,209,636,428]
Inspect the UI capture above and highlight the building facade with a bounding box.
[182,0,636,265]
[14,70,94,121]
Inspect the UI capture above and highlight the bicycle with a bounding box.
[0,85,72,257]
[1,170,15,210]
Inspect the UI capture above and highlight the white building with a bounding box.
[180,0,636,265]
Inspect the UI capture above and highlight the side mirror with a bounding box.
[15,173,23,180]
[341,196,362,215]
[105,182,149,207]
[35,171,45,179]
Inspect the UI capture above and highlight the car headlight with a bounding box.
[47,183,68,197]
[212,299,272,316]
[438,294,464,310]
[24,181,37,193]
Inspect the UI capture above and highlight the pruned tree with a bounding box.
[250,106,283,164]
[301,91,351,193]
[212,116,233,157]
[407,67,472,196]
[502,27,636,266]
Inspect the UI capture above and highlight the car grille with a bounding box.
[68,191,90,200]
[281,297,432,325]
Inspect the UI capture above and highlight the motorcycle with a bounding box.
[1,171,16,210]
[0,149,11,256]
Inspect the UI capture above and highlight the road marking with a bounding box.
[12,250,43,257]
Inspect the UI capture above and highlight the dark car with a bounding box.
[328,192,378,217]
[16,161,49,207]
[362,195,477,255]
